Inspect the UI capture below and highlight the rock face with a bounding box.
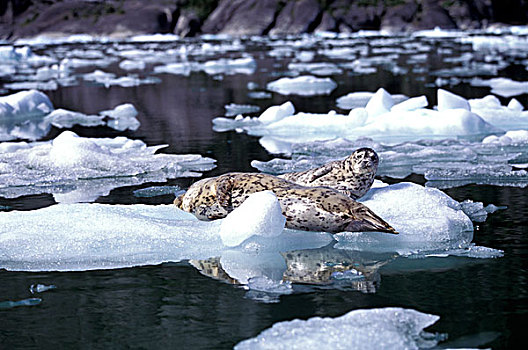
[1,0,527,39]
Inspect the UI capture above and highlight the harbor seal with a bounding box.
[174,172,397,234]
[279,148,379,199]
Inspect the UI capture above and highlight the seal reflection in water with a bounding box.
[279,147,379,200]
[174,172,397,234]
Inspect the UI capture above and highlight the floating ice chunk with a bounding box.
[469,96,528,130]
[482,130,528,145]
[0,298,42,309]
[437,89,470,111]
[459,200,506,223]
[0,90,53,120]
[202,57,256,75]
[219,191,286,247]
[45,109,105,128]
[336,91,408,110]
[266,75,337,96]
[365,88,394,117]
[153,62,193,76]
[287,62,343,76]
[224,103,260,117]
[235,307,443,350]
[83,69,115,84]
[471,77,528,97]
[257,101,295,124]
[119,60,146,71]
[335,183,474,255]
[133,186,182,198]
[248,91,272,99]
[29,284,56,294]
[100,103,140,131]
[391,95,428,112]
[508,98,524,111]
[0,131,216,201]
[129,34,180,42]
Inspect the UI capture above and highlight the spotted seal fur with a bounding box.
[174,172,397,234]
[279,148,379,199]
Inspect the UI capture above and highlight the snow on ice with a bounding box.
[0,131,216,201]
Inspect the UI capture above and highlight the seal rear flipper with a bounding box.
[346,208,398,234]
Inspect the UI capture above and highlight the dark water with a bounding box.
[1,35,528,349]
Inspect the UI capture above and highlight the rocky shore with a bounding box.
[1,0,527,39]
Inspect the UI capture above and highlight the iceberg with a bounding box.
[100,103,140,131]
[266,76,337,96]
[0,131,216,201]
[469,95,528,130]
[235,307,444,350]
[336,91,408,110]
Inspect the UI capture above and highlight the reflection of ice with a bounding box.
[0,131,216,201]
[0,298,42,309]
[235,307,445,350]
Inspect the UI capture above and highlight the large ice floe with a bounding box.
[213,88,506,146]
[266,75,338,96]
[0,180,502,275]
[0,131,216,202]
[235,307,444,350]
[0,90,142,141]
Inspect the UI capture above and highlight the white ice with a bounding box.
[469,95,528,130]
[470,77,528,97]
[0,131,216,201]
[224,103,260,117]
[219,191,286,247]
[0,203,332,272]
[235,307,443,350]
[266,75,337,96]
[335,182,475,255]
[100,103,140,131]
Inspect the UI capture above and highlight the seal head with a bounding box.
[279,148,379,199]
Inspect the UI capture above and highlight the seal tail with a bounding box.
[346,206,399,234]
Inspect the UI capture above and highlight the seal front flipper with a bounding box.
[216,176,233,210]
[307,162,334,182]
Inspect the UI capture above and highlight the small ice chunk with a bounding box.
[391,95,428,112]
[153,62,193,76]
[45,109,105,128]
[235,307,443,350]
[119,60,146,71]
[266,75,337,96]
[507,98,524,111]
[100,103,140,131]
[247,276,292,294]
[29,284,56,294]
[0,90,54,120]
[336,92,375,109]
[482,130,528,145]
[437,89,470,111]
[0,298,42,309]
[365,88,393,117]
[257,101,295,124]
[219,191,286,247]
[224,103,260,117]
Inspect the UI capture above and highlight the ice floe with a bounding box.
[0,131,216,201]
[266,75,337,96]
[214,88,503,146]
[0,178,502,273]
[235,307,444,350]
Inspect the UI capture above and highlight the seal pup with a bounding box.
[279,148,379,199]
[174,172,397,234]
